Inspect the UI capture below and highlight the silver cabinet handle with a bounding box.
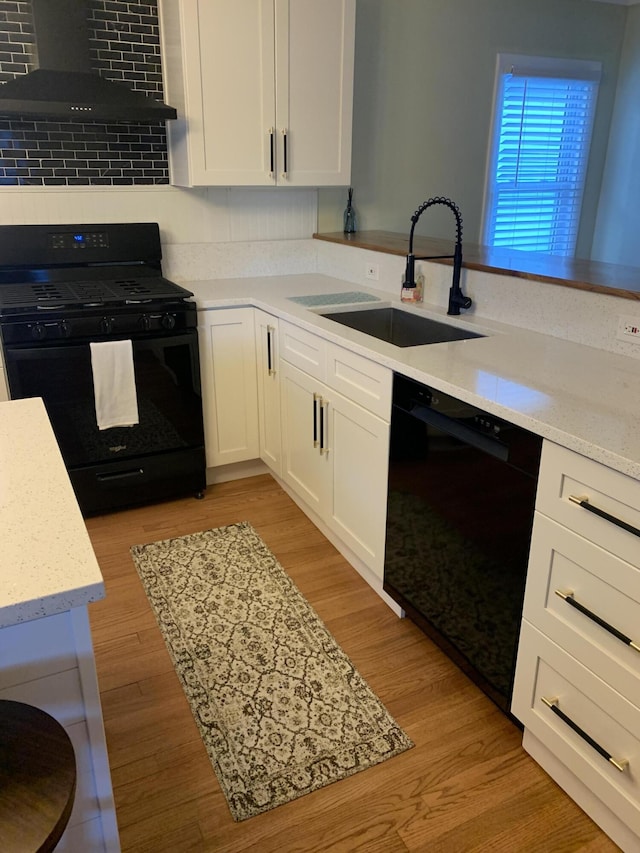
[313,393,320,448]
[569,494,640,538]
[319,400,329,455]
[541,696,629,773]
[555,589,640,652]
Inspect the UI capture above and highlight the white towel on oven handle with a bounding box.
[90,339,140,430]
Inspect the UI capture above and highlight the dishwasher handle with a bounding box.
[398,401,509,462]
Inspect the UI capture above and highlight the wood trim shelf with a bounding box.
[313,231,640,302]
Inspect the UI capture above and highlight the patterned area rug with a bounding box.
[130,521,413,821]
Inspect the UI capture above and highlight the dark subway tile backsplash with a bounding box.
[0,0,169,185]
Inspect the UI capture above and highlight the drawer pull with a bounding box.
[555,589,640,653]
[568,494,640,538]
[541,696,629,773]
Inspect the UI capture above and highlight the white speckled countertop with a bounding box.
[187,273,640,480]
[0,397,105,628]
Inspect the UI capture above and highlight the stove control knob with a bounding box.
[31,322,46,341]
[139,314,151,331]
[100,317,114,334]
[59,320,71,338]
[161,313,176,330]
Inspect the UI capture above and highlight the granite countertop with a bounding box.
[0,397,104,629]
[187,272,640,481]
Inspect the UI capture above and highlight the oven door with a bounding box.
[4,330,205,469]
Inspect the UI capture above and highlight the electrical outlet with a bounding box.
[365,263,379,281]
[616,315,640,344]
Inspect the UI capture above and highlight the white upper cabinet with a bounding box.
[159,0,355,187]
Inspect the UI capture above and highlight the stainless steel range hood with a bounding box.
[0,0,177,121]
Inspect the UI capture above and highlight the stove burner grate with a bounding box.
[0,277,191,312]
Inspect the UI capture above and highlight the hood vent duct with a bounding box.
[0,0,177,121]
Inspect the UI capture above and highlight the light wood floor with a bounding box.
[86,475,620,853]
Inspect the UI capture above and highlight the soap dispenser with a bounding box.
[401,272,424,304]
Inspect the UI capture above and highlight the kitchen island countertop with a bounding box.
[187,272,640,481]
[0,397,105,628]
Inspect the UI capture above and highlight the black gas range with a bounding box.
[0,223,196,341]
[0,222,206,516]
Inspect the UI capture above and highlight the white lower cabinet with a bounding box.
[513,440,640,852]
[514,623,640,840]
[198,307,259,468]
[326,383,390,576]
[254,309,282,476]
[279,327,391,580]
[280,360,329,516]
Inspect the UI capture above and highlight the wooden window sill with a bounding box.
[313,231,640,302]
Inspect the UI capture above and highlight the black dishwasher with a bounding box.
[383,374,542,715]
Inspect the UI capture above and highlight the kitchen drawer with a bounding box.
[524,513,640,707]
[280,320,326,382]
[536,441,640,567]
[280,321,392,419]
[512,621,640,838]
[325,341,391,420]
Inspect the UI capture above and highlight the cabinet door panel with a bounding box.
[275,0,355,185]
[329,395,389,578]
[199,308,259,467]
[254,309,282,475]
[163,0,276,186]
[200,0,275,184]
[280,361,330,513]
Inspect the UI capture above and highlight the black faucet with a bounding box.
[402,196,472,316]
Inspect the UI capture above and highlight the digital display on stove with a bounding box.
[49,231,109,250]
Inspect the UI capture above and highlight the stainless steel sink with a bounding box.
[320,306,483,347]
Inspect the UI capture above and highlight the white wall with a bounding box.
[591,4,640,265]
[315,240,640,361]
[318,0,627,257]
[2,183,638,361]
[0,186,319,280]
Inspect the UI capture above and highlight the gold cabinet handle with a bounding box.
[541,696,629,773]
[555,589,640,652]
[568,494,640,538]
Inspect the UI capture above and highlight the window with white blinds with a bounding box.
[483,55,601,257]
